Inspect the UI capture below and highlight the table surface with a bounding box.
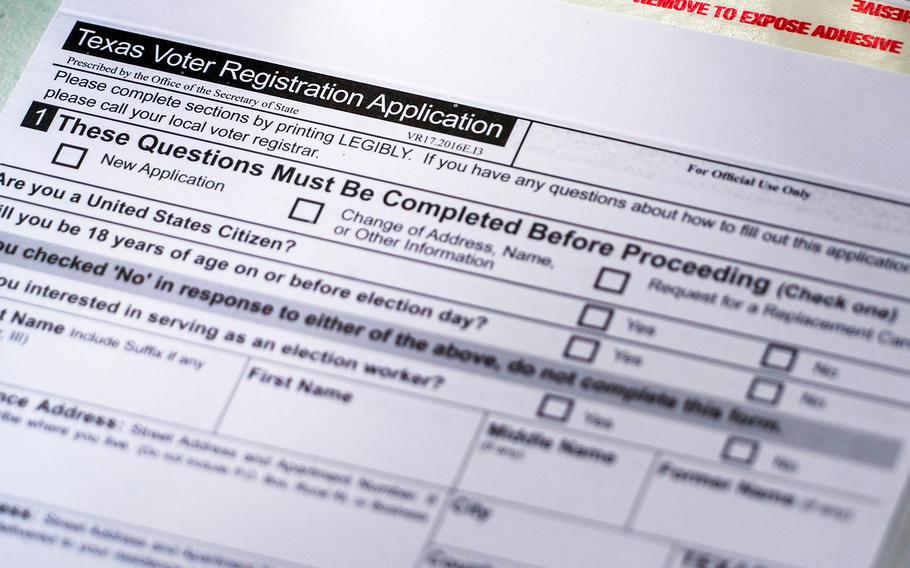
[0,0,61,108]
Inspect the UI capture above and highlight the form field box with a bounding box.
[761,343,798,372]
[578,304,613,331]
[747,377,784,405]
[219,361,481,485]
[52,143,87,169]
[537,393,574,422]
[594,267,630,294]
[289,197,325,224]
[563,335,600,363]
[721,436,759,466]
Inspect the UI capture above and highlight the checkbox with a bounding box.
[563,335,600,363]
[288,198,325,224]
[578,304,613,331]
[747,377,784,406]
[721,436,759,466]
[761,343,798,372]
[594,267,630,294]
[537,393,574,422]
[52,144,87,169]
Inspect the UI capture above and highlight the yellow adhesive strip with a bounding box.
[565,0,910,74]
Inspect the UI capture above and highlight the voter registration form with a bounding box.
[0,0,908,566]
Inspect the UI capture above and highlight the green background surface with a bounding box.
[0,0,61,108]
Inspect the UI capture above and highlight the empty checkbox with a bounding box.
[289,198,325,224]
[537,393,574,422]
[721,436,759,466]
[52,144,87,169]
[563,335,600,363]
[761,343,798,372]
[594,267,630,294]
[747,377,783,405]
[578,304,614,331]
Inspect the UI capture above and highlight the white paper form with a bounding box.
[0,1,908,567]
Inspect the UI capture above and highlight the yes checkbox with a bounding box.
[578,304,613,331]
[761,343,798,372]
[289,198,325,224]
[563,335,600,363]
[537,393,574,422]
[748,377,784,405]
[721,436,760,466]
[52,144,88,169]
[594,267,630,294]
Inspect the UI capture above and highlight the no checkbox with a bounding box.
[289,198,325,224]
[761,343,798,372]
[537,393,574,422]
[594,267,630,294]
[52,143,88,169]
[21,101,60,132]
[563,335,600,363]
[747,377,784,405]
[578,304,614,331]
[721,436,760,466]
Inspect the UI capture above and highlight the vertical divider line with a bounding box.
[212,355,252,433]
[411,411,490,568]
[510,122,534,167]
[624,450,662,530]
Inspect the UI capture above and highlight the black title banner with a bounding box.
[62,21,517,146]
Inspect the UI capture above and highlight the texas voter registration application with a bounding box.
[0,0,908,566]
